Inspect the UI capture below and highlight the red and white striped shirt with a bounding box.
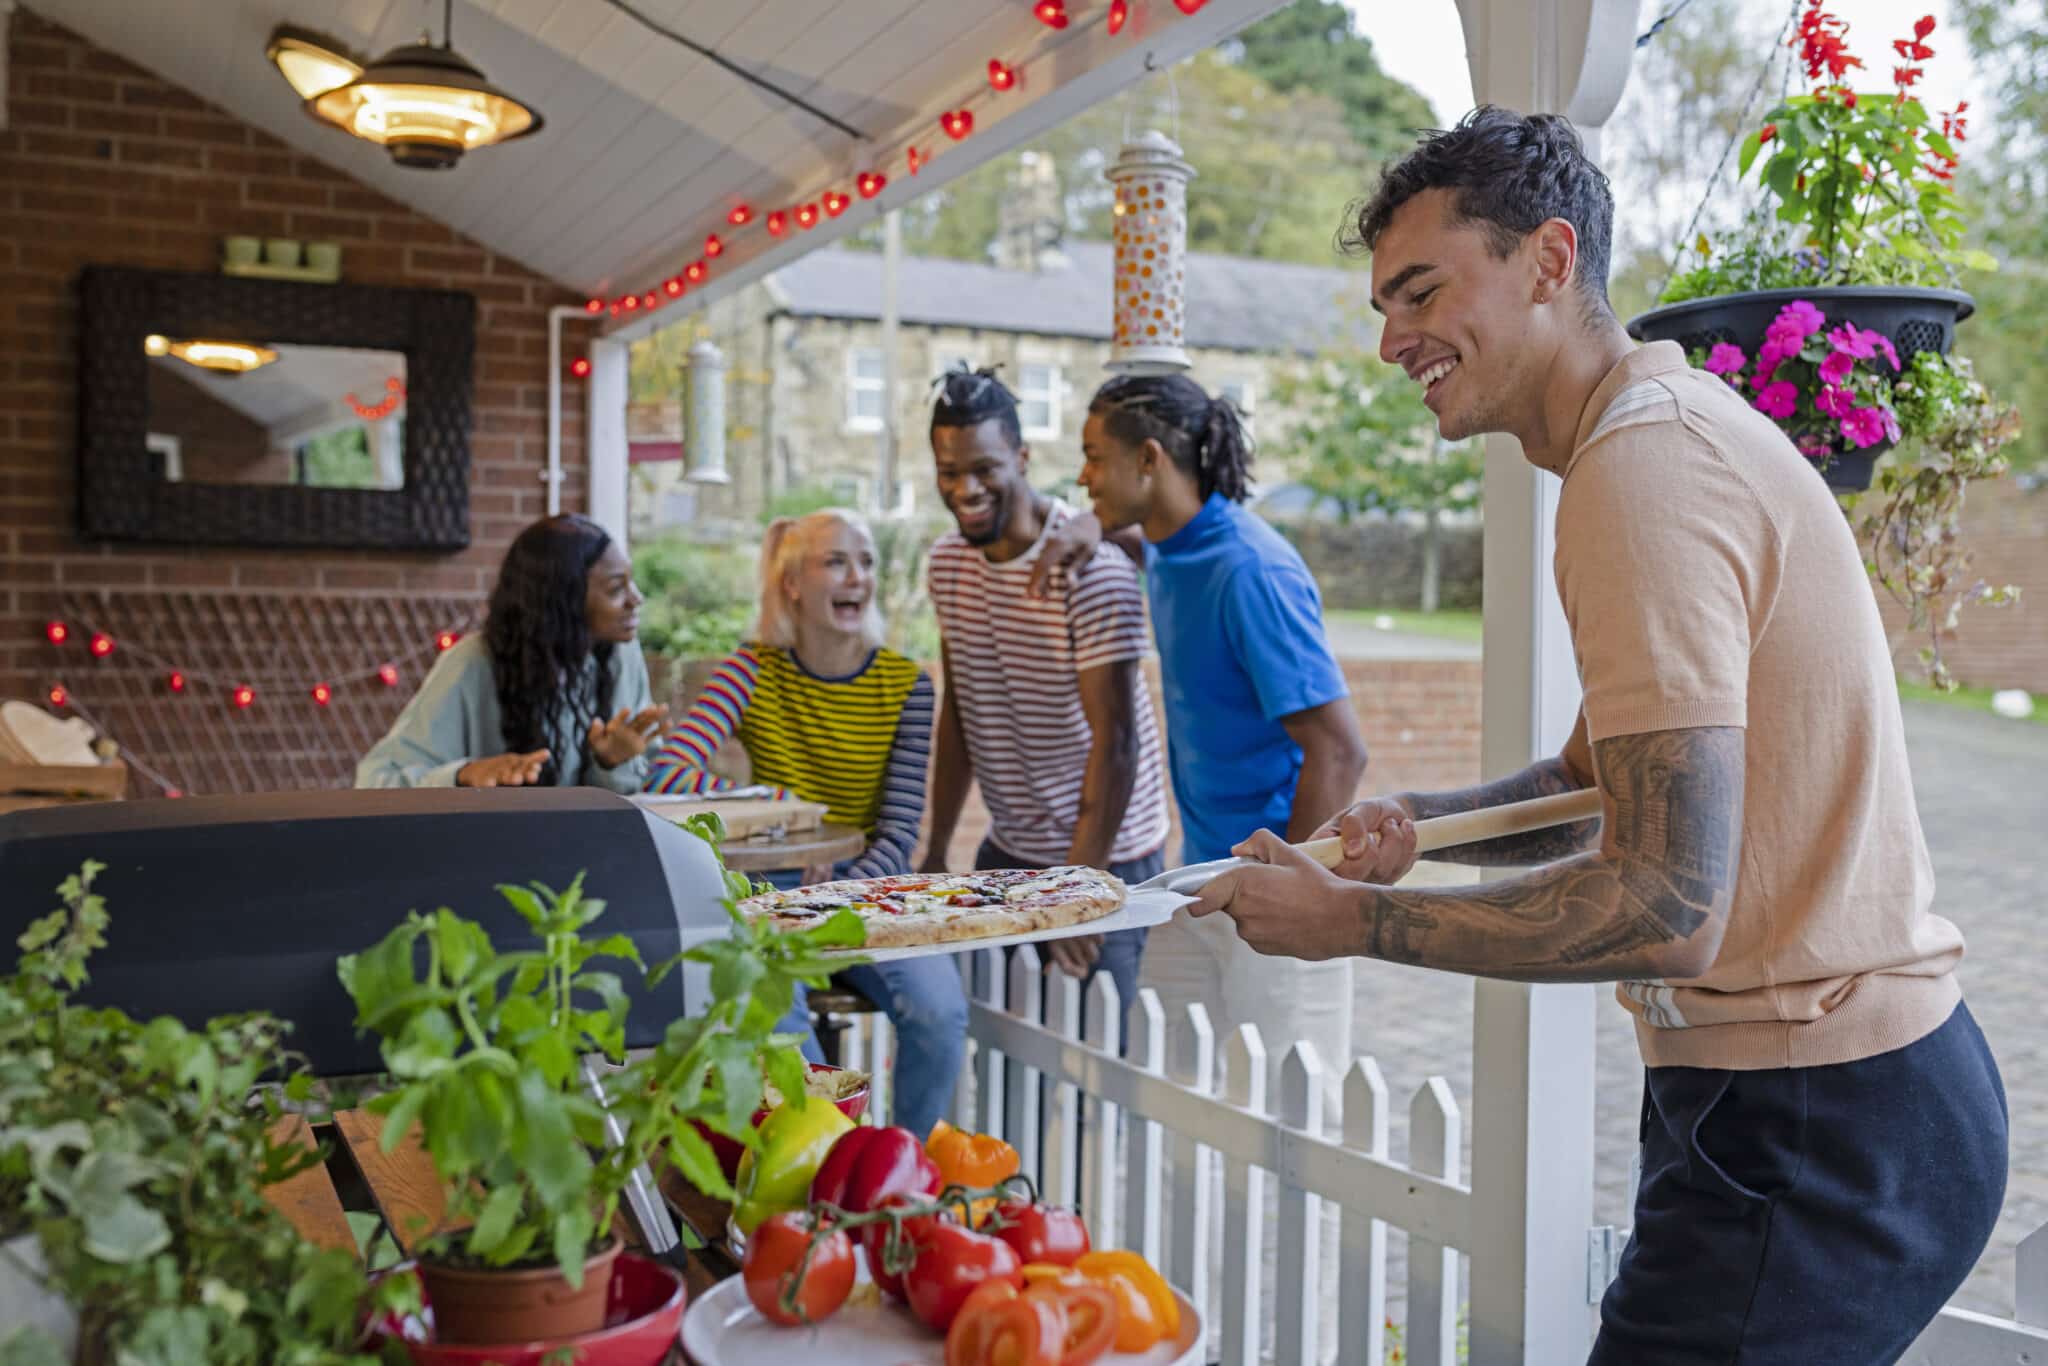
[927,500,1170,865]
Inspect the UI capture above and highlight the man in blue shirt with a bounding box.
[1066,372,1368,1361]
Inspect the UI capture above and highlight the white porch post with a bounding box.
[585,335,631,551]
[1452,2,1639,1362]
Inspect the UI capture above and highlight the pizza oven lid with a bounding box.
[0,787,732,1076]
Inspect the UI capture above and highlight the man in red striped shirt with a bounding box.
[922,366,1170,1036]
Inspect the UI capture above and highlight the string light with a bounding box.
[44,622,68,645]
[89,632,115,658]
[47,685,67,709]
[621,294,640,312]
[988,59,1017,92]
[1174,0,1207,11]
[1034,0,1069,27]
[942,110,974,140]
[641,290,660,310]
[570,357,592,378]
[232,685,255,710]
[907,146,927,175]
[704,234,725,258]
[664,277,684,297]
[767,210,789,237]
[727,204,753,226]
[378,665,401,687]
[795,203,820,229]
[822,190,850,218]
[686,260,707,284]
[1108,0,1128,33]
[312,682,332,706]
[858,171,887,199]
[436,631,460,651]
[168,671,186,693]
[584,297,604,314]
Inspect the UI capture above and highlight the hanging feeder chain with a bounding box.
[1654,0,1807,303]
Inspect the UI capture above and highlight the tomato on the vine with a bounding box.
[741,1211,854,1326]
[903,1219,1025,1332]
[862,1192,952,1301]
[1027,1279,1120,1365]
[992,1201,1090,1267]
[944,1286,1064,1366]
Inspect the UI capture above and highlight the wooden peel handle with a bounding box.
[1297,787,1603,868]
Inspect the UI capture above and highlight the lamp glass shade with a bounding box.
[266,34,362,99]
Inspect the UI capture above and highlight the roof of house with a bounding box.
[764,241,1373,355]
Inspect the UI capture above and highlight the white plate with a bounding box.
[681,1246,1202,1366]
[811,890,1193,966]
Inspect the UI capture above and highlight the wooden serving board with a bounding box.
[0,759,127,800]
[633,795,827,842]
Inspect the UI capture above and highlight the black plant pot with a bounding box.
[1625,285,1974,496]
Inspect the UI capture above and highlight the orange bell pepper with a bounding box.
[1074,1250,1179,1352]
[927,1120,1020,1226]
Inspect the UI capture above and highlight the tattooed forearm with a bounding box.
[1354,728,1743,983]
[1396,757,1602,866]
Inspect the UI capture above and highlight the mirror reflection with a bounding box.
[143,341,407,491]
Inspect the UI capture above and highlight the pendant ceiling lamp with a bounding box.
[269,2,543,171]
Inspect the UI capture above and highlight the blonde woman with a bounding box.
[644,510,960,1136]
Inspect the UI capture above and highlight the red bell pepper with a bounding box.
[809,1125,942,1215]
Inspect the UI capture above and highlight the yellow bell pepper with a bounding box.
[732,1097,855,1235]
[1075,1249,1180,1351]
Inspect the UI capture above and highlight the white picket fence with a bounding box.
[844,944,1477,1366]
[1901,1224,2048,1364]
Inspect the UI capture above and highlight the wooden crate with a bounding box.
[635,795,826,842]
[0,759,127,800]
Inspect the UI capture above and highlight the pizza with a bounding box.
[739,866,1127,950]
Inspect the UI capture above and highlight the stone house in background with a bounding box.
[628,231,1374,536]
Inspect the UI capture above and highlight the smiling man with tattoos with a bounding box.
[1197,108,2007,1364]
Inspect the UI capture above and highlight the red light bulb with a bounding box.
[621,294,640,312]
[43,621,67,645]
[663,277,683,298]
[1108,0,1128,33]
[704,234,725,258]
[728,204,753,226]
[232,685,254,709]
[1034,0,1069,27]
[168,670,186,693]
[47,685,67,709]
[570,357,592,378]
[377,664,400,687]
[942,110,974,140]
[858,171,887,199]
[796,203,820,229]
[164,787,183,799]
[642,290,660,310]
[988,59,1016,91]
[1174,0,1206,11]
[584,297,604,314]
[436,630,459,652]
[89,632,114,658]
[907,146,926,175]
[312,682,332,706]
[686,260,707,283]
[823,191,850,218]
[766,210,789,237]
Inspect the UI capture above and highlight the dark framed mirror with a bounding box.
[77,266,474,550]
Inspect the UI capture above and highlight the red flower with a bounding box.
[1892,39,1934,61]
[1794,4,1863,82]
[1922,157,1955,182]
[1759,122,1778,144]
[1914,14,1935,40]
[1894,65,1923,88]
[1843,89,1858,108]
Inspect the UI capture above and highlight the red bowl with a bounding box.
[695,1063,870,1185]
[367,1252,685,1366]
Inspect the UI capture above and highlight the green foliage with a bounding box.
[335,816,867,1285]
[762,482,849,525]
[632,534,758,664]
[1,863,410,1364]
[297,427,381,490]
[1229,0,1440,151]
[1274,346,1481,522]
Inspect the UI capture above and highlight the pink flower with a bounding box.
[1755,381,1800,419]
[1752,338,1795,387]
[1705,342,1748,375]
[1872,334,1901,372]
[1776,299,1827,338]
[1827,323,1878,360]
[1797,435,1834,461]
[1840,405,1891,447]
[1819,350,1856,385]
[1881,407,1902,442]
[1816,383,1855,417]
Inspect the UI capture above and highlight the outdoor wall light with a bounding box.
[144,335,280,375]
[271,2,543,171]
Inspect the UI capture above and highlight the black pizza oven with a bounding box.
[0,788,731,1075]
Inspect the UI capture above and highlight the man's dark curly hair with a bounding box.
[1341,106,1616,317]
[484,513,617,785]
[930,362,1023,448]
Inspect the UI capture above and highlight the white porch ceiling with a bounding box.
[34,0,1287,338]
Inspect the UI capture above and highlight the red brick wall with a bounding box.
[1873,475,2048,693]
[0,11,595,720]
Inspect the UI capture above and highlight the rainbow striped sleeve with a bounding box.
[642,648,786,797]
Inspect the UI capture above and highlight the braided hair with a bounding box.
[1087,374,1254,503]
[929,362,1023,448]
[484,513,617,786]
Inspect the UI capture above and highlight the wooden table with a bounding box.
[718,821,865,886]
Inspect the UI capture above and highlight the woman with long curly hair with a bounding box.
[357,514,667,790]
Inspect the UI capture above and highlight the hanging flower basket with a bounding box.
[1626,286,1974,492]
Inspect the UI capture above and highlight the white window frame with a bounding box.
[845,347,885,434]
[1017,361,1061,440]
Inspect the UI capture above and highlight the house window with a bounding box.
[1018,362,1061,439]
[1217,379,1256,440]
[846,349,885,433]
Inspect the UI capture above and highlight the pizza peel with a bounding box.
[824,787,1604,965]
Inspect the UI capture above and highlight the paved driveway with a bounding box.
[1349,699,2046,1321]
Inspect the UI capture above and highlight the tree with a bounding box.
[1228,0,1440,153]
[1276,347,1481,612]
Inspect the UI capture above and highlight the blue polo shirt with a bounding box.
[1145,493,1350,863]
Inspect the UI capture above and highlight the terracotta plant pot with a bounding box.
[415,1237,623,1345]
[368,1250,686,1366]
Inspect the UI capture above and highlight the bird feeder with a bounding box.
[685,339,729,485]
[1105,130,1195,375]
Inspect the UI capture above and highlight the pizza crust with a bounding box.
[739,868,1126,951]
